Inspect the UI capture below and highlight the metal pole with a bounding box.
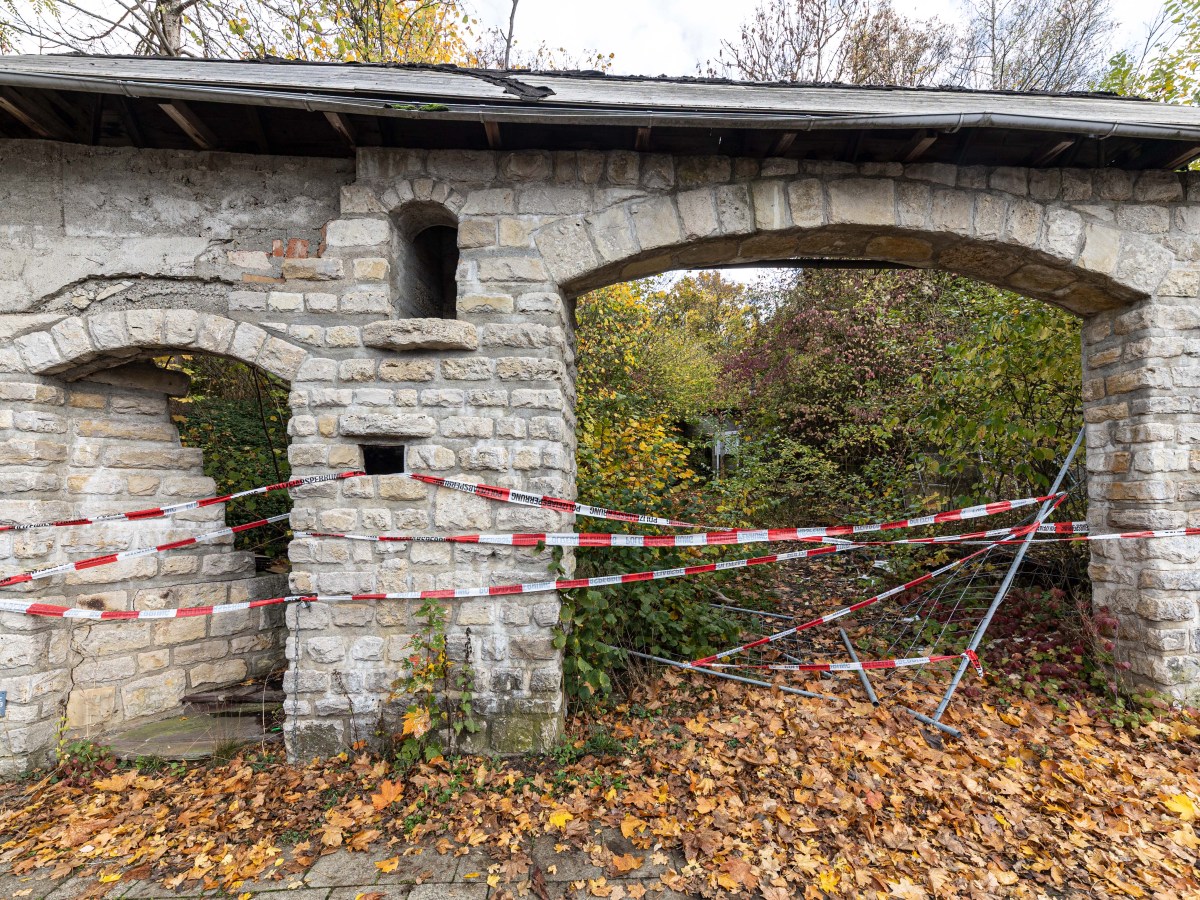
[900,706,962,738]
[840,628,879,706]
[617,647,841,702]
[926,426,1084,726]
[708,601,795,621]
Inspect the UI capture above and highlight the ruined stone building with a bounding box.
[1,55,1199,773]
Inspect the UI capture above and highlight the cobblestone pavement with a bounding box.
[0,834,696,899]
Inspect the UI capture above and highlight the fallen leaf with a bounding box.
[1165,794,1197,822]
[611,853,642,874]
[375,857,400,873]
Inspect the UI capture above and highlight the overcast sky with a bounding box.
[469,0,1161,80]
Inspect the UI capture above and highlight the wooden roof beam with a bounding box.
[901,129,937,163]
[635,126,651,152]
[768,131,797,157]
[0,87,67,139]
[1164,144,1200,170]
[159,100,218,149]
[483,119,502,150]
[323,111,356,147]
[116,96,144,148]
[245,106,270,153]
[1032,138,1075,167]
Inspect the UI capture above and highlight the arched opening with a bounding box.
[563,230,1098,717]
[393,203,461,319]
[3,314,306,756]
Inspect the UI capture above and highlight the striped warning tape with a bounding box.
[0,472,359,533]
[0,515,289,589]
[0,518,1103,593]
[699,650,981,674]
[403,473,706,528]
[0,542,871,619]
[295,521,1037,548]
[0,594,298,620]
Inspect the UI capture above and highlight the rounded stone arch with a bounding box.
[532,166,1177,317]
[0,309,310,753]
[12,310,312,383]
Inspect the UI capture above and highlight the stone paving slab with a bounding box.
[2,841,701,899]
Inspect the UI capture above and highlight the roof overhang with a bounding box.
[1,54,1198,169]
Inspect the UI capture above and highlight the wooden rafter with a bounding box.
[323,111,357,147]
[901,129,937,163]
[483,119,502,150]
[0,87,64,139]
[116,97,145,148]
[768,131,797,157]
[159,101,219,149]
[1031,139,1075,167]
[1163,144,1200,170]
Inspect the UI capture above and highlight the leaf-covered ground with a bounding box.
[2,664,1198,900]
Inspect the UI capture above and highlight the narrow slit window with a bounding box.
[412,224,459,319]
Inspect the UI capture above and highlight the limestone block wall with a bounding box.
[3,136,1200,772]
[0,365,286,770]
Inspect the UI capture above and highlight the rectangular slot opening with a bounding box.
[361,444,406,476]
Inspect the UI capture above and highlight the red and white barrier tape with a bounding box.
[0,594,298,620]
[403,473,706,528]
[699,649,982,674]
[0,519,1102,593]
[293,520,1101,550]
[689,545,996,667]
[0,542,872,619]
[0,515,289,589]
[0,473,358,533]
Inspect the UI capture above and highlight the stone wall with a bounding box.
[2,138,1200,773]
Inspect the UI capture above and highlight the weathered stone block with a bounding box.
[282,258,344,280]
[121,670,185,720]
[325,218,390,247]
[340,413,437,438]
[363,319,478,351]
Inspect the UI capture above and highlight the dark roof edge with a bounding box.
[31,51,1156,104]
[3,67,1199,142]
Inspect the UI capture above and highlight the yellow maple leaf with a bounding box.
[817,870,839,891]
[1165,794,1197,821]
[371,779,403,811]
[239,894,253,900]
[620,815,646,839]
[375,856,400,873]
[401,707,432,739]
[92,772,135,793]
[548,808,574,828]
[97,872,122,884]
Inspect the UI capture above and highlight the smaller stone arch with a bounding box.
[392,201,462,320]
[1,310,310,756]
[12,310,311,383]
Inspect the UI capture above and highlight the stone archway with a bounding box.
[0,311,311,769]
[529,160,1199,700]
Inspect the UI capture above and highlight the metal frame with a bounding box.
[915,426,1086,735]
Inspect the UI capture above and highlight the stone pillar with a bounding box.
[1083,284,1200,701]
[283,150,574,758]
